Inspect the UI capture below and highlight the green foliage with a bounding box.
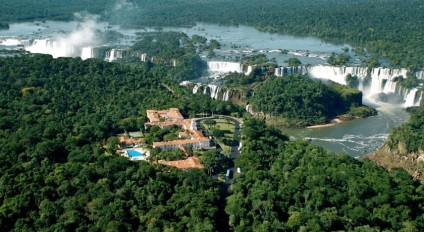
[250,75,369,127]
[1,1,424,67]
[156,148,186,161]
[387,107,424,153]
[0,54,245,230]
[393,73,420,89]
[191,34,207,44]
[223,72,262,87]
[228,119,424,231]
[242,54,270,66]
[209,39,221,49]
[203,118,216,127]
[345,74,360,89]
[207,49,217,58]
[327,52,351,65]
[211,128,224,138]
[0,22,9,30]
[353,47,366,56]
[130,32,206,81]
[285,57,302,66]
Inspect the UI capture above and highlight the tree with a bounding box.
[203,118,216,127]
[209,39,221,49]
[285,57,302,66]
[106,136,119,154]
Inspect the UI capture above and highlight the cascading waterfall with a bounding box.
[208,85,221,100]
[192,84,201,94]
[25,39,76,58]
[208,61,243,73]
[404,89,418,107]
[140,53,147,62]
[105,49,123,62]
[81,46,94,60]
[223,90,230,101]
[275,65,423,106]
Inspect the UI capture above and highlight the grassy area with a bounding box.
[200,118,236,154]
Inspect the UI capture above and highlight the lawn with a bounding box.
[200,119,235,154]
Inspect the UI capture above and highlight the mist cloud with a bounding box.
[25,13,102,58]
[113,0,136,11]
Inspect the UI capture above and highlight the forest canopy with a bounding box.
[227,118,424,231]
[250,74,375,127]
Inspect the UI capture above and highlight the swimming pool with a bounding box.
[127,149,144,157]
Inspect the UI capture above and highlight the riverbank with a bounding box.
[307,118,343,129]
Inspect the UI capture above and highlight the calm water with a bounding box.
[1,21,358,65]
[284,100,410,157]
[166,23,357,65]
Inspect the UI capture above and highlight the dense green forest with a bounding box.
[1,1,424,230]
[0,44,423,232]
[387,107,424,153]
[227,118,424,231]
[0,54,243,231]
[250,74,376,127]
[127,32,206,81]
[0,0,115,21]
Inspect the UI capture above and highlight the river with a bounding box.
[0,21,359,65]
[0,20,411,157]
[283,99,410,157]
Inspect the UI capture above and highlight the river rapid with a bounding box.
[0,20,413,157]
[283,99,410,157]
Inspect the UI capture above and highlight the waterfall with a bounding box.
[404,89,419,107]
[192,84,201,94]
[81,46,94,60]
[208,84,221,99]
[416,70,424,79]
[0,39,22,46]
[25,39,76,58]
[223,90,230,101]
[140,53,147,62]
[105,49,123,62]
[275,65,423,106]
[246,65,253,75]
[208,61,242,73]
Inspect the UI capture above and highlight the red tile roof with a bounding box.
[158,156,204,169]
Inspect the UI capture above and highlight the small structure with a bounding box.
[144,108,184,129]
[152,119,210,150]
[158,157,204,169]
[118,136,144,149]
[146,108,211,169]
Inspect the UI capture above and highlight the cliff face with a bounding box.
[181,81,251,104]
[366,143,424,182]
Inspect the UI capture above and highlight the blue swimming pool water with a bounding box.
[127,150,143,157]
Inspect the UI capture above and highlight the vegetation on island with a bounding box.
[0,22,9,30]
[250,74,376,127]
[127,32,207,81]
[327,52,351,66]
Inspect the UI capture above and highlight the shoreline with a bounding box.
[307,118,343,129]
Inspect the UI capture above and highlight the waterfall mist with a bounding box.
[25,13,100,58]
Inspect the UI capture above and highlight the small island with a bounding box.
[249,74,377,128]
[0,22,10,30]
